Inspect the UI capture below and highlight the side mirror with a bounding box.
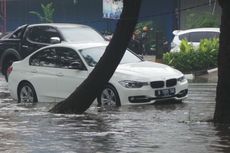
[69,61,85,70]
[50,37,61,44]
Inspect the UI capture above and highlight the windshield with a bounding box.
[79,46,142,67]
[59,26,105,42]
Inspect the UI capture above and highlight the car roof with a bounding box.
[28,23,90,29]
[173,27,220,36]
[24,42,109,61]
[40,42,109,51]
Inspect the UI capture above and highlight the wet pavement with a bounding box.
[1,72,230,153]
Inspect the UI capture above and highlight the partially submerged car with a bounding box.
[8,43,188,107]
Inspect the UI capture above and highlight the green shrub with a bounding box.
[163,38,219,73]
[29,2,55,23]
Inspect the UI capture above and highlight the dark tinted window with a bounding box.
[56,47,83,69]
[30,48,57,67]
[178,33,189,41]
[27,26,60,44]
[189,31,219,42]
[80,46,142,67]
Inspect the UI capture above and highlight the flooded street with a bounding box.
[1,73,230,153]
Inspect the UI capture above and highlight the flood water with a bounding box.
[1,74,230,153]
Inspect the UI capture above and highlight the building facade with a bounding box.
[179,0,221,29]
[1,0,178,38]
[0,0,221,55]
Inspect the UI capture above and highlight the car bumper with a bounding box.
[115,80,188,105]
[128,89,188,103]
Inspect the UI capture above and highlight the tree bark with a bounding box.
[214,0,230,123]
[49,0,142,114]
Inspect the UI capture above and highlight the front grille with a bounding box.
[150,81,164,88]
[166,78,177,87]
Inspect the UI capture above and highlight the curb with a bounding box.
[185,68,218,80]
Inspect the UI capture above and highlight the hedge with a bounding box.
[163,38,219,73]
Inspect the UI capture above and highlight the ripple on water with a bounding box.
[1,77,230,153]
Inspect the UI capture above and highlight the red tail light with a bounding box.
[7,65,13,76]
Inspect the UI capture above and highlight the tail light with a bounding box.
[7,65,13,77]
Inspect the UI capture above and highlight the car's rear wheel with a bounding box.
[18,82,38,103]
[98,84,121,107]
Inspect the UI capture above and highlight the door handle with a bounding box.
[31,69,37,73]
[22,45,29,48]
[56,73,64,77]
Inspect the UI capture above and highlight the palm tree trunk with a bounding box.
[49,0,142,114]
[214,0,230,123]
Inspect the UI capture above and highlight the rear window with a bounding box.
[178,33,189,41]
[179,31,219,42]
[59,27,105,43]
[189,32,219,42]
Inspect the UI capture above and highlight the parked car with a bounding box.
[170,27,220,52]
[8,43,188,107]
[0,23,105,80]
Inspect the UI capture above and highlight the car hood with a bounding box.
[113,61,183,81]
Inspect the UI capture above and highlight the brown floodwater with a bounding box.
[1,75,230,153]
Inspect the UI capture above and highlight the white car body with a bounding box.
[8,43,188,105]
[170,27,220,52]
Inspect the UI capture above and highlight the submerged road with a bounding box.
[1,72,229,153]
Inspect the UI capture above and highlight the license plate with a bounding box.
[155,88,175,97]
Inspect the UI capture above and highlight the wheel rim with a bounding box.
[101,88,117,106]
[20,85,35,103]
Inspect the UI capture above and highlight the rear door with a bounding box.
[29,47,58,102]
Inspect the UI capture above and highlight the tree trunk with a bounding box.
[49,0,142,114]
[214,0,230,123]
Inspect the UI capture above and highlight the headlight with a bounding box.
[177,75,186,82]
[119,80,149,88]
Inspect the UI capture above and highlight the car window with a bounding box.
[189,31,219,42]
[27,26,60,44]
[178,33,189,41]
[204,32,219,39]
[56,47,84,69]
[30,48,57,67]
[80,46,142,67]
[59,26,105,42]
[9,25,27,39]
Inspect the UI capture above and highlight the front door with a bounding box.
[55,47,89,101]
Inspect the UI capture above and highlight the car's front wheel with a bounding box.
[98,84,121,107]
[18,82,38,103]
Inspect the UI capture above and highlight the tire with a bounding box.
[98,84,121,107]
[18,82,38,103]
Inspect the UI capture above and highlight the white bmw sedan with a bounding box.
[8,43,188,107]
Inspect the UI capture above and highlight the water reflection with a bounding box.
[188,70,218,83]
[210,125,230,153]
[2,74,230,153]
